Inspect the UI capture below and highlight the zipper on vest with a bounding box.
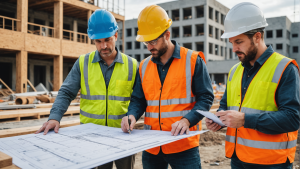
[158,86,162,131]
[105,88,108,126]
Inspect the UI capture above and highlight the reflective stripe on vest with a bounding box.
[145,110,190,118]
[225,135,296,150]
[272,57,290,83]
[237,137,297,150]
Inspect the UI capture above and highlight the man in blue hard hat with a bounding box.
[35,9,138,169]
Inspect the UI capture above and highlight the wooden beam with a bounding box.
[0,151,13,168]
[0,79,14,94]
[17,0,28,33]
[54,1,63,39]
[16,51,27,93]
[53,55,63,91]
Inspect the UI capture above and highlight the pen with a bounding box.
[128,116,131,134]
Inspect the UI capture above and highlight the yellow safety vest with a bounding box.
[226,52,299,164]
[79,51,137,127]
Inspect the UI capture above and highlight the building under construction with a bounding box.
[0,0,125,93]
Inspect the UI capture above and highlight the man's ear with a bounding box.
[114,31,118,41]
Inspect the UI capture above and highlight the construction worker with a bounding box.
[121,5,214,169]
[35,9,138,169]
[205,2,300,169]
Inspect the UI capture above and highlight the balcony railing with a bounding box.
[0,15,20,31]
[63,29,89,44]
[27,22,55,38]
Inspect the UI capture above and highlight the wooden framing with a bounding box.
[0,79,14,94]
[2,0,125,92]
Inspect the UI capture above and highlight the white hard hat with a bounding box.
[221,2,268,39]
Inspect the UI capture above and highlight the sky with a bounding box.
[124,0,300,22]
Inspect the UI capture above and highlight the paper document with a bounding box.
[0,123,207,169]
[196,110,226,127]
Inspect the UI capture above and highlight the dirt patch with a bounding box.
[200,131,226,146]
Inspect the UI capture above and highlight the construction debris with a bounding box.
[35,83,49,92]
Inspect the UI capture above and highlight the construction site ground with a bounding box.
[1,115,299,169]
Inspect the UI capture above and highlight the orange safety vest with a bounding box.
[226,52,299,164]
[140,46,206,155]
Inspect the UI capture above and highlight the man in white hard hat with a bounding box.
[205,2,300,168]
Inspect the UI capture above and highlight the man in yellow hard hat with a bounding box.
[205,2,300,169]
[121,4,214,169]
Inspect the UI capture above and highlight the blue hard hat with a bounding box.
[87,9,118,40]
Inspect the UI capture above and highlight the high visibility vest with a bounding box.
[226,52,299,164]
[79,51,137,127]
[140,47,206,155]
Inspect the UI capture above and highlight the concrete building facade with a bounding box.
[118,0,299,85]
[119,0,234,63]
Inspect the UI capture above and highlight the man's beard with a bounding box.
[236,42,258,64]
[99,48,113,57]
[150,42,168,59]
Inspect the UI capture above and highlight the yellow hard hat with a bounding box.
[136,5,172,42]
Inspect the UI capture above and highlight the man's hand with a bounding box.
[205,118,222,132]
[121,115,136,133]
[35,119,60,135]
[216,110,245,128]
[171,118,190,136]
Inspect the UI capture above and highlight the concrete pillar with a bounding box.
[87,10,92,45]
[16,51,27,93]
[53,55,63,91]
[17,0,28,33]
[73,20,78,42]
[224,74,227,84]
[192,6,196,20]
[179,8,183,21]
[54,1,63,39]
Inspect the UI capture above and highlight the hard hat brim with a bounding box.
[136,29,166,42]
[88,29,118,40]
[221,31,242,39]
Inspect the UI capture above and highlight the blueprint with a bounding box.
[0,123,207,169]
